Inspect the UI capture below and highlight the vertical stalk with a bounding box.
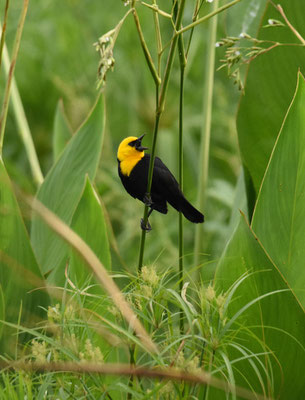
[138,0,186,273]
[203,349,216,400]
[177,32,186,334]
[1,42,44,185]
[127,344,136,399]
[132,9,161,86]
[178,65,185,334]
[137,98,161,272]
[152,0,162,76]
[0,0,10,69]
[0,0,29,154]
[158,0,185,114]
[193,0,219,268]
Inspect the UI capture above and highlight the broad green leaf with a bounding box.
[236,0,305,205]
[0,159,48,348]
[226,168,248,241]
[70,176,111,271]
[51,176,111,288]
[69,177,114,343]
[52,99,72,163]
[31,94,105,276]
[252,73,305,308]
[215,216,305,398]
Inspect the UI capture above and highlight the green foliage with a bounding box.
[0,159,48,352]
[252,73,305,308]
[216,216,305,398]
[1,0,305,398]
[52,100,72,163]
[236,0,305,210]
[31,94,105,279]
[68,176,112,310]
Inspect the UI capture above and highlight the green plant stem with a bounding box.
[194,0,219,268]
[138,0,186,273]
[276,4,305,46]
[158,0,186,114]
[0,0,29,154]
[132,8,161,86]
[127,344,136,400]
[141,2,172,19]
[1,42,44,185]
[203,349,216,400]
[178,66,185,335]
[152,0,162,76]
[147,0,186,195]
[0,0,10,69]
[138,103,161,272]
[185,0,202,58]
[176,0,240,35]
[177,30,186,336]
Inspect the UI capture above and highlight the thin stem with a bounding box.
[178,70,184,335]
[138,223,147,273]
[185,0,203,58]
[29,195,158,354]
[141,2,172,19]
[276,4,305,46]
[158,0,186,114]
[177,27,186,336]
[127,344,136,400]
[0,360,270,400]
[132,8,161,86]
[138,102,161,272]
[176,0,241,36]
[1,42,44,185]
[0,0,10,69]
[203,349,216,400]
[152,0,162,76]
[0,0,29,154]
[138,0,186,272]
[194,0,219,268]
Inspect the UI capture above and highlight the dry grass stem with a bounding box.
[28,196,158,354]
[0,360,271,400]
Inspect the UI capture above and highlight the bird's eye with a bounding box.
[128,140,136,147]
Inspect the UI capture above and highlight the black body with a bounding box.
[118,154,204,223]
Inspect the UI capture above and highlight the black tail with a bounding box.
[180,197,204,223]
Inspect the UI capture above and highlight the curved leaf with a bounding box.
[52,99,72,163]
[236,0,305,205]
[252,72,305,309]
[31,94,105,275]
[215,215,305,398]
[0,159,48,349]
[68,176,111,289]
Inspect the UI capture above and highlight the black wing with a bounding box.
[151,156,184,212]
[152,156,204,223]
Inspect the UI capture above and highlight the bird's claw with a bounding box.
[143,193,153,207]
[140,218,152,232]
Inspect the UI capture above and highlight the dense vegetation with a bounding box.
[0,0,305,398]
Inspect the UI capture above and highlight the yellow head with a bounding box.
[117,134,147,176]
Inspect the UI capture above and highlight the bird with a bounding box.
[117,134,204,231]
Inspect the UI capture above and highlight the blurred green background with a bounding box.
[2,0,240,273]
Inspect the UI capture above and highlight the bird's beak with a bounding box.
[136,134,148,151]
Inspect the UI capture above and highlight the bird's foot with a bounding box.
[143,193,153,207]
[140,218,152,232]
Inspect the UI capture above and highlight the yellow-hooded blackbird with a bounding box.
[117,134,204,230]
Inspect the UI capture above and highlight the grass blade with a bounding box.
[0,0,29,153]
